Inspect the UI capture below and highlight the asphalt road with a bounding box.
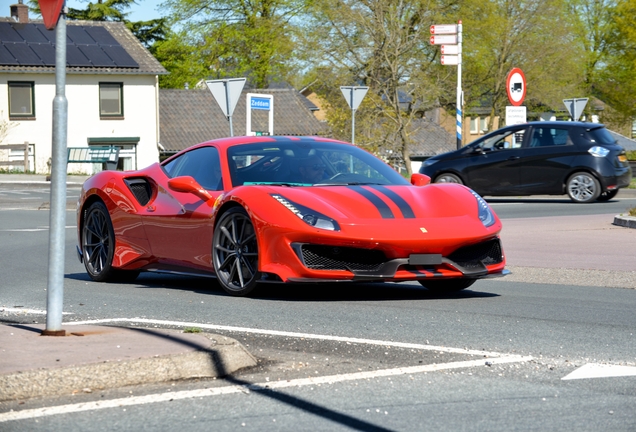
[1,183,635,431]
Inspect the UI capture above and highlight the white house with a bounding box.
[0,4,166,174]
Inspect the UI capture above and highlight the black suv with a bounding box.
[419,121,632,203]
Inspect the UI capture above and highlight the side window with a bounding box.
[481,129,525,151]
[162,147,222,191]
[8,81,35,119]
[530,127,570,147]
[99,83,123,118]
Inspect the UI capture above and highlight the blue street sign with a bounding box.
[251,97,271,110]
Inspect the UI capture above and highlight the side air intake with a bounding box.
[124,178,153,206]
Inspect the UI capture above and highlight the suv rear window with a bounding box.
[586,127,616,146]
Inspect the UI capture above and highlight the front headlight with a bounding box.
[271,194,340,231]
[469,189,496,227]
[589,146,610,158]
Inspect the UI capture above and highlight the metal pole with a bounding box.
[44,4,68,336]
[225,80,234,137]
[351,108,356,145]
[456,20,463,150]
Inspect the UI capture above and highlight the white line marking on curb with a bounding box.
[562,363,636,380]
[0,307,72,315]
[64,317,525,358]
[0,356,531,423]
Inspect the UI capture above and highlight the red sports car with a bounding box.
[77,136,508,296]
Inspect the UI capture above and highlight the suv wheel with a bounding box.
[434,173,463,184]
[566,172,600,203]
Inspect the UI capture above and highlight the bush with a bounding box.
[627,150,636,161]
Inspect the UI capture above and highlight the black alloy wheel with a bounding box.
[82,201,139,282]
[419,278,476,293]
[213,207,260,296]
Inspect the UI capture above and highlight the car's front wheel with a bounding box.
[418,278,475,293]
[82,201,139,282]
[434,173,463,184]
[566,172,601,203]
[213,207,260,296]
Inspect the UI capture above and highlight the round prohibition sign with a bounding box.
[506,68,526,106]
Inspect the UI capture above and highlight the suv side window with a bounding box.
[530,127,570,147]
[480,129,525,151]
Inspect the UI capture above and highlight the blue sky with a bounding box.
[0,1,161,22]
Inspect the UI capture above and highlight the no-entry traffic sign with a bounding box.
[506,68,526,106]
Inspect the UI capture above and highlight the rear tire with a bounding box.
[82,201,139,282]
[566,172,600,203]
[434,173,463,184]
[596,189,619,202]
[419,278,476,293]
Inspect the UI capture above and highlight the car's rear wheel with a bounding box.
[419,278,476,293]
[434,173,463,184]
[596,189,619,202]
[566,172,600,203]
[213,207,260,296]
[82,201,139,282]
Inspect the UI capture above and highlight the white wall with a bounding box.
[0,73,160,174]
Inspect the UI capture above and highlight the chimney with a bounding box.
[11,2,29,23]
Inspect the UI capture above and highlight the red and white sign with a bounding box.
[430,24,457,34]
[441,45,459,55]
[38,0,65,30]
[430,35,457,45]
[506,68,526,106]
[441,55,459,66]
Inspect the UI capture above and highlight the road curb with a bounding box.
[0,333,257,401]
[613,215,636,229]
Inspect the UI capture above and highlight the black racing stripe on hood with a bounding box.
[371,186,415,218]
[348,186,394,218]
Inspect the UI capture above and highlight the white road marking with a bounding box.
[1,226,76,232]
[65,317,527,358]
[0,356,531,423]
[561,363,636,380]
[0,307,73,315]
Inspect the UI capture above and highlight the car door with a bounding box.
[518,126,576,194]
[142,146,224,271]
[464,126,527,195]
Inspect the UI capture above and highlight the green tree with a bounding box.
[303,0,451,175]
[158,0,305,88]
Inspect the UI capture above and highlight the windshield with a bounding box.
[227,141,409,187]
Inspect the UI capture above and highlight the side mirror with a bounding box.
[168,176,213,202]
[410,173,431,186]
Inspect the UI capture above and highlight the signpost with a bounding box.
[340,86,369,144]
[430,21,463,149]
[205,78,246,137]
[39,0,67,336]
[563,98,588,121]
[246,93,273,136]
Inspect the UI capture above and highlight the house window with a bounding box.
[480,117,488,133]
[99,83,123,118]
[8,81,35,119]
[470,117,479,134]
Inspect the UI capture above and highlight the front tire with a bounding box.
[82,201,138,282]
[434,173,463,184]
[213,207,260,296]
[566,172,600,203]
[419,278,476,293]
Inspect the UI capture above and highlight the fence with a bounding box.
[0,142,30,172]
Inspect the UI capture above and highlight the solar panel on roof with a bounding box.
[30,43,56,66]
[66,26,96,44]
[101,45,138,68]
[85,26,119,45]
[0,22,22,42]
[4,42,43,66]
[0,45,18,65]
[78,44,115,67]
[0,22,139,69]
[65,44,92,67]
[13,24,48,43]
